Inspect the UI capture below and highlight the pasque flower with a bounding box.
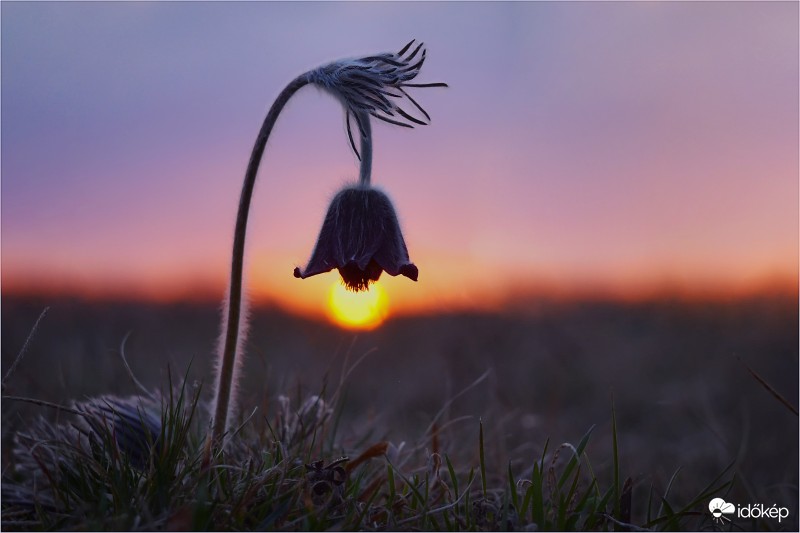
[207,40,444,455]
[75,395,163,469]
[294,185,418,291]
[294,39,442,291]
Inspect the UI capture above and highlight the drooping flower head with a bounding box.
[295,40,444,291]
[294,185,418,291]
[208,40,445,453]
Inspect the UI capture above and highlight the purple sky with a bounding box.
[2,2,797,314]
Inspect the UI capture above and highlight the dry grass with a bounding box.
[1,294,797,530]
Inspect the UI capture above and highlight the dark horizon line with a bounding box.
[3,281,797,315]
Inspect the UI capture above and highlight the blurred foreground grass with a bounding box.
[1,294,797,530]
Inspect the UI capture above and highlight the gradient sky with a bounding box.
[2,2,798,317]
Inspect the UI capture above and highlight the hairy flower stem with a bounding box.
[357,111,372,187]
[207,77,375,457]
[209,74,310,453]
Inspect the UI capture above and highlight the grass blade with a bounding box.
[479,419,487,498]
[557,425,595,490]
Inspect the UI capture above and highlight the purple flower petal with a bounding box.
[295,185,417,291]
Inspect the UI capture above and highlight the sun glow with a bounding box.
[327,280,389,330]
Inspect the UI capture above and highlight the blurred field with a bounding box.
[2,293,797,527]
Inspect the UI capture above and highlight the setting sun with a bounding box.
[327,281,389,330]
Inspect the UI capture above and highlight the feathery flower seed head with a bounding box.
[307,39,447,160]
[75,395,163,469]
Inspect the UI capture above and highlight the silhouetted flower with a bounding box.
[209,41,444,451]
[294,185,418,291]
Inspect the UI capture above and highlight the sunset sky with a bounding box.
[2,2,798,318]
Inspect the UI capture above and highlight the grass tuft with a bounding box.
[2,376,746,531]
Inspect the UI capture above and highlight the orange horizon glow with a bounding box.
[3,267,796,324]
[4,246,797,320]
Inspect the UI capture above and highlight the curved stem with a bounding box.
[209,74,310,450]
